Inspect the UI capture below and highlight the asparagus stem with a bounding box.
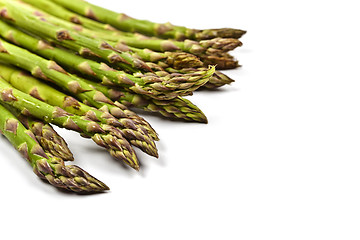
[80,78,208,123]
[121,94,209,123]
[3,104,74,161]
[124,47,204,70]
[199,52,240,70]
[0,77,140,170]
[25,117,75,161]
[51,0,246,40]
[22,0,118,33]
[0,101,109,193]
[166,68,235,89]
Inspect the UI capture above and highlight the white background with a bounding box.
[1,0,360,239]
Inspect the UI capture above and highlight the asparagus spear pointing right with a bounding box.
[81,78,209,123]
[5,105,75,162]
[0,102,109,193]
[25,117,75,162]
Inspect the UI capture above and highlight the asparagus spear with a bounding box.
[0,77,140,170]
[119,94,209,123]
[24,117,75,161]
[3,104,74,161]
[111,35,240,70]
[109,34,242,56]
[50,0,246,40]
[0,102,109,193]
[38,8,242,58]
[123,47,204,70]
[80,78,208,123]
[200,52,240,70]
[21,115,74,162]
[166,68,235,89]
[0,63,158,157]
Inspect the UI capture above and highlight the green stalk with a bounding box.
[166,68,235,89]
[120,94,209,123]
[28,3,241,56]
[51,0,246,40]
[111,36,240,70]
[3,103,74,161]
[81,78,208,123]
[121,46,204,70]
[108,34,242,56]
[0,77,140,170]
[22,116,74,162]
[21,0,115,32]
[0,101,109,193]
[24,116,75,161]
[199,52,240,70]
[0,63,158,157]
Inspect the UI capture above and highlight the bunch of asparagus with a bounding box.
[0,0,245,193]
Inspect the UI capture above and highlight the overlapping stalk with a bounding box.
[20,115,74,162]
[166,68,235,89]
[4,104,74,162]
[0,102,109,192]
[80,77,208,123]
